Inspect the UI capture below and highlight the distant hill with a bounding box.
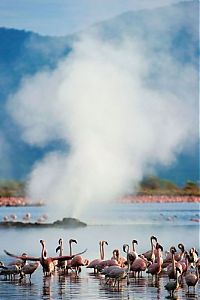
[0,1,198,185]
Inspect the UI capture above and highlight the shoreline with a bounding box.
[0,195,199,207]
[0,197,44,207]
[121,195,200,203]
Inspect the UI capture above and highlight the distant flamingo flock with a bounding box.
[2,213,48,224]
[0,236,199,297]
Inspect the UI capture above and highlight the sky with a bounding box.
[0,0,191,36]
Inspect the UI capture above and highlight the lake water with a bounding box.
[0,202,199,299]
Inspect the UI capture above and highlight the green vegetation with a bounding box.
[0,180,26,197]
[138,176,200,196]
[0,177,199,198]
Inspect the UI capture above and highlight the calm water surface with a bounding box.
[0,202,199,300]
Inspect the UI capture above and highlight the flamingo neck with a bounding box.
[172,252,176,271]
[69,241,72,256]
[151,238,156,252]
[157,249,163,266]
[60,241,63,256]
[99,242,103,260]
[132,241,136,252]
[175,269,180,286]
[41,242,46,260]
[101,242,105,260]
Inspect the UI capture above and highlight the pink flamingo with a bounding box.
[91,240,117,272]
[185,265,199,293]
[142,236,158,262]
[175,243,185,261]
[163,243,185,268]
[4,239,87,276]
[70,239,88,276]
[167,247,183,280]
[102,244,132,290]
[86,240,104,274]
[96,240,119,272]
[131,254,148,278]
[146,243,163,278]
[188,247,198,266]
[128,240,138,263]
[8,252,28,268]
[56,238,66,271]
[21,261,40,282]
[113,249,126,267]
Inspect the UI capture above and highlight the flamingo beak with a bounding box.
[70,239,77,244]
[151,236,157,242]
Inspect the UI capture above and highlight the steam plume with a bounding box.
[7,29,198,218]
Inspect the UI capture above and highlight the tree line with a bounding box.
[0,177,199,197]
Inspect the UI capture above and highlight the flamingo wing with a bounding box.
[4,250,40,261]
[51,248,87,261]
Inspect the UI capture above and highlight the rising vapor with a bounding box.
[7,27,198,218]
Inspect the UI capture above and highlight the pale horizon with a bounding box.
[0,0,191,36]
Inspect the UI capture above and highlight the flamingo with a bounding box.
[112,249,126,267]
[1,253,38,281]
[66,238,78,272]
[3,216,9,222]
[107,266,128,290]
[166,246,177,280]
[131,254,148,278]
[185,265,199,293]
[188,247,198,266]
[7,252,28,268]
[96,240,119,272]
[128,240,149,278]
[20,262,40,282]
[177,251,188,275]
[175,243,185,261]
[164,267,181,297]
[4,239,87,276]
[122,244,132,285]
[167,246,183,280]
[56,238,66,271]
[163,243,185,269]
[10,214,17,222]
[129,239,138,263]
[101,245,131,290]
[146,243,163,278]
[101,265,121,283]
[22,213,31,222]
[142,236,158,262]
[70,239,88,276]
[0,263,21,279]
[86,240,104,274]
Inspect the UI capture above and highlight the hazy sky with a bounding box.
[0,0,191,36]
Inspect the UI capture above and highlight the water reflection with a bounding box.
[57,274,66,299]
[42,276,52,300]
[0,268,199,300]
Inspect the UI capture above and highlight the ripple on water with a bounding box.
[0,268,199,300]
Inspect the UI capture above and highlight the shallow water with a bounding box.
[0,202,199,300]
